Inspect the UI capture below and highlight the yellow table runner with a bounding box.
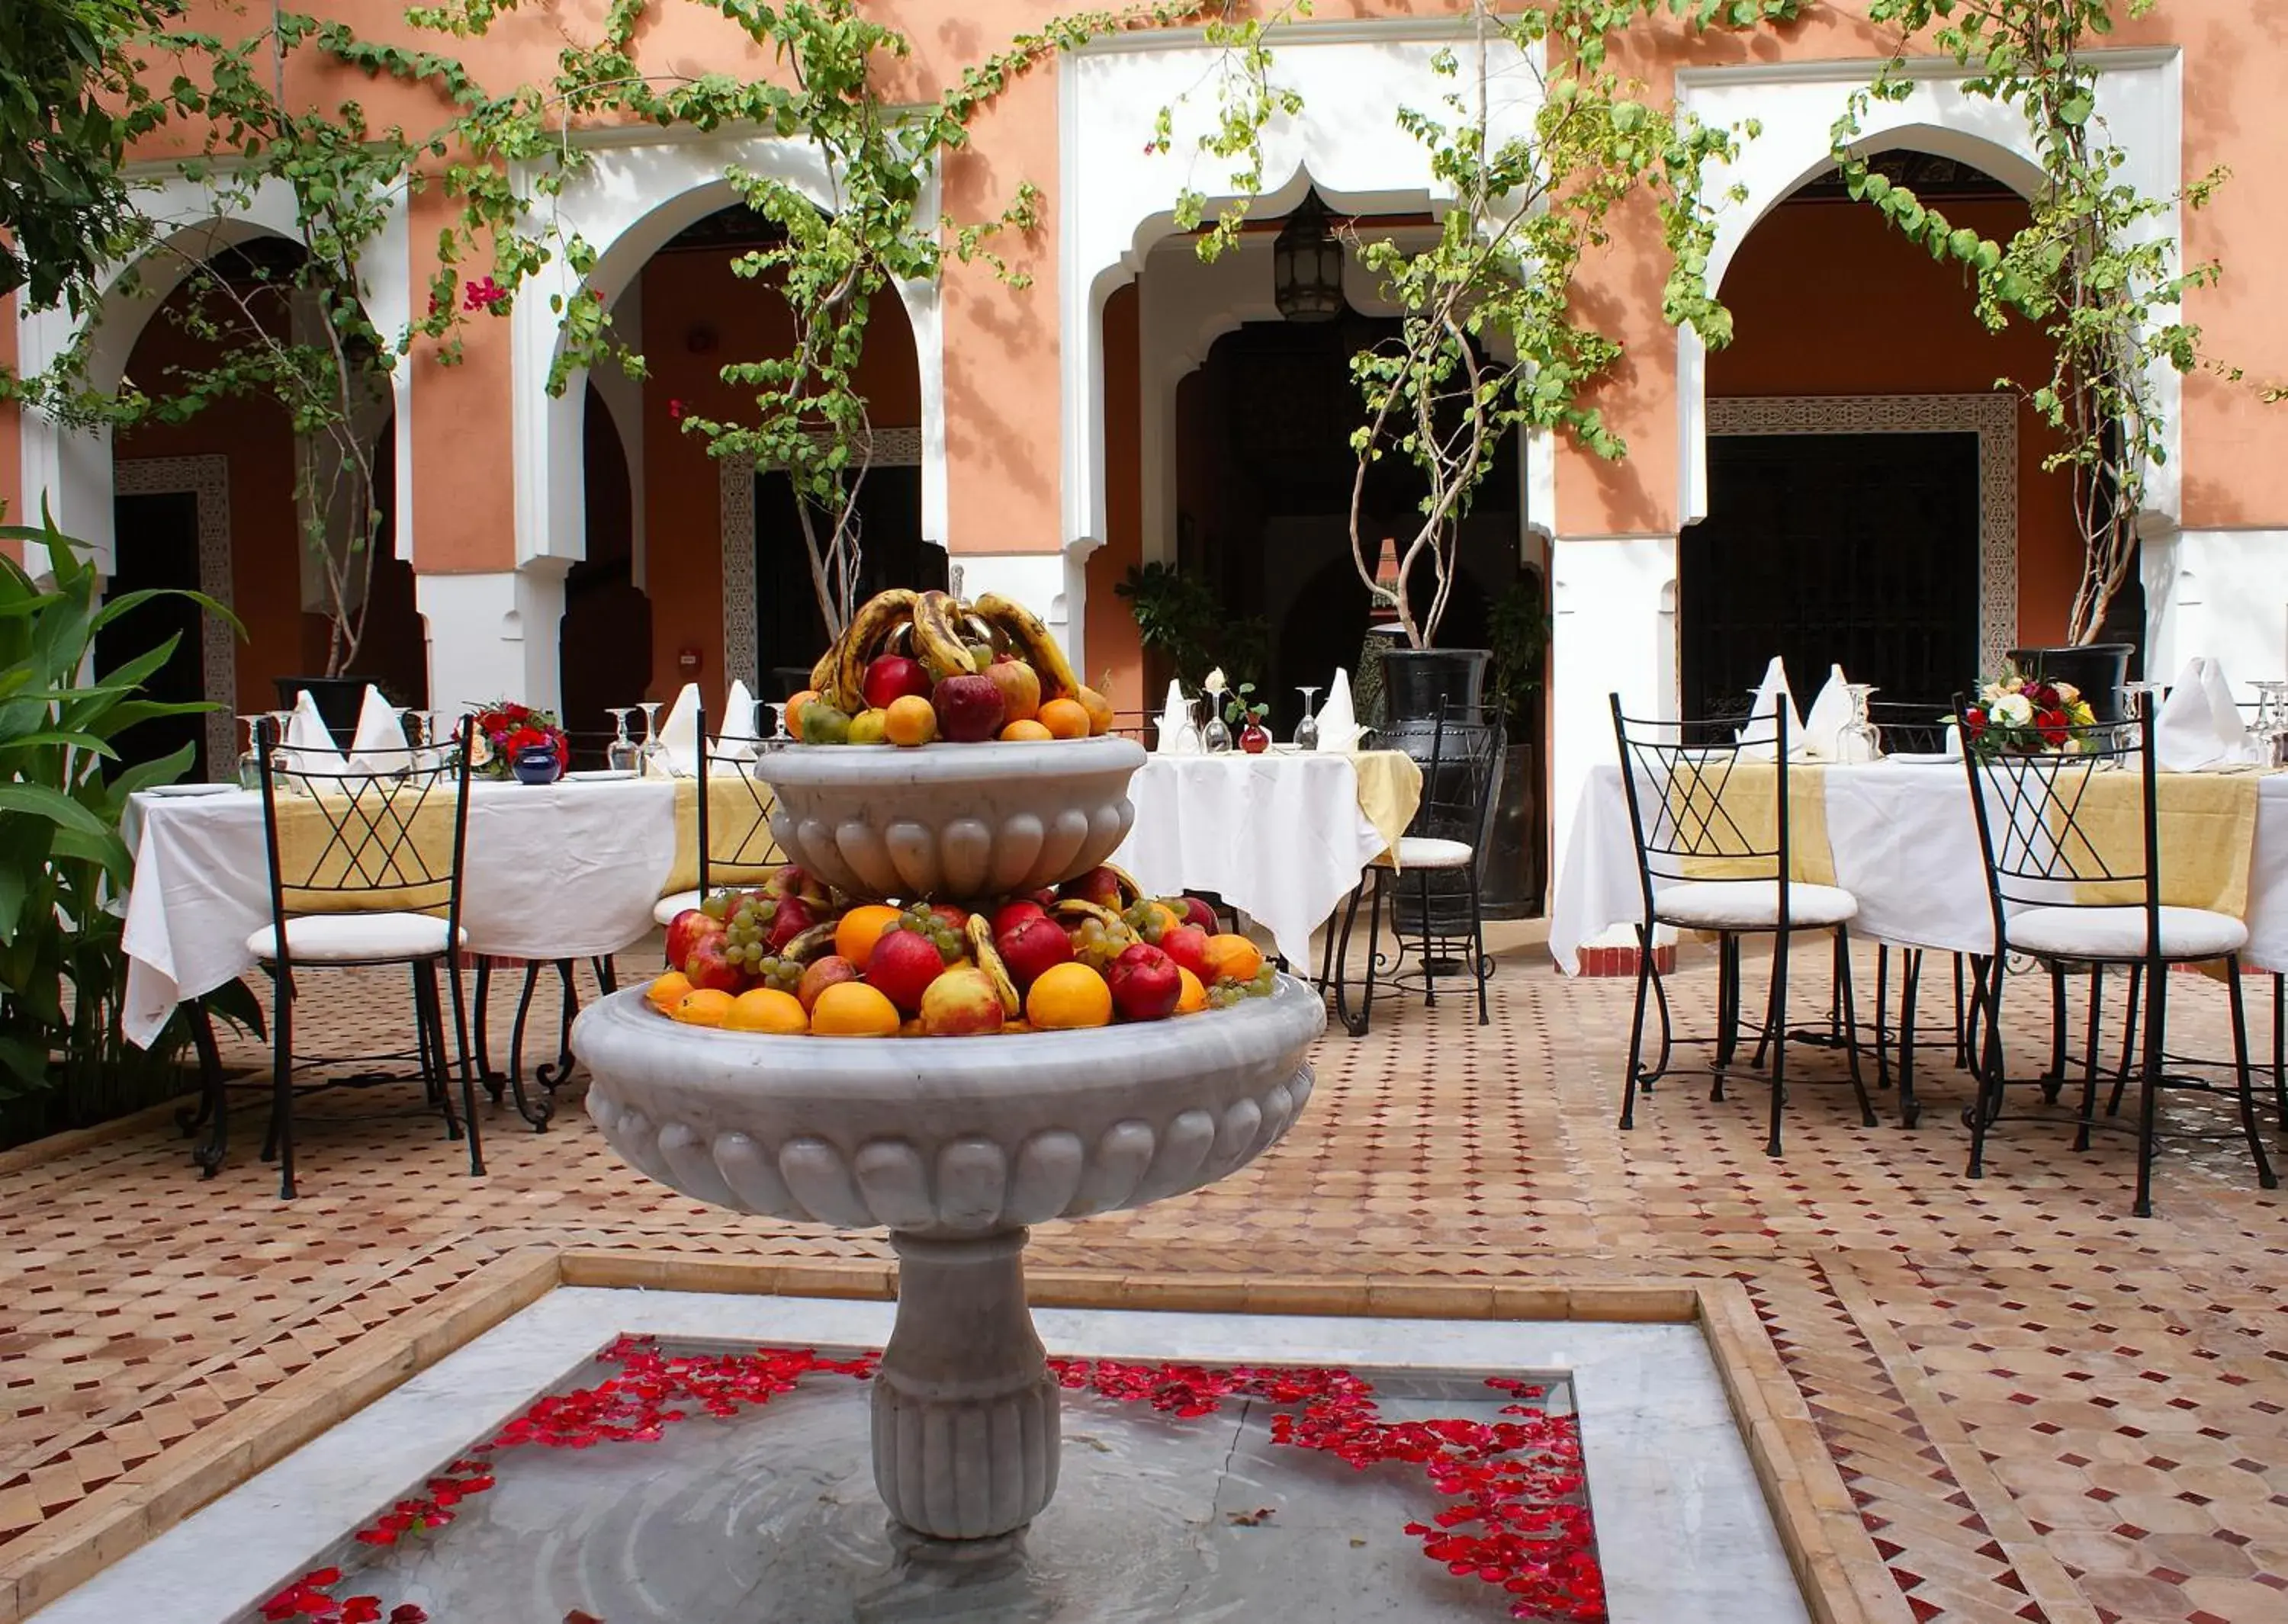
[272,784,460,916]
[2060,767,2262,916]
[1349,749,1425,857]
[667,774,783,896]
[1670,760,1837,885]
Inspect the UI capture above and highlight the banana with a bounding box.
[834,588,921,711]
[782,920,841,965]
[972,592,1080,701]
[808,639,845,701]
[964,916,1023,1018]
[911,590,975,682]
[1101,862,1143,908]
[1051,898,1123,929]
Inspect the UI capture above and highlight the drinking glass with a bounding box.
[1202,687,1232,753]
[1294,685,1321,752]
[637,701,667,778]
[766,702,792,747]
[2119,679,2167,759]
[2253,680,2288,767]
[1837,683,1882,764]
[236,714,267,790]
[606,708,641,775]
[265,711,300,794]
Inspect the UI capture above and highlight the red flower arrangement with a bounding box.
[262,1340,1603,1624]
[468,701,570,780]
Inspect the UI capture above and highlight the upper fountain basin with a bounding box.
[574,974,1326,1238]
[757,736,1145,902]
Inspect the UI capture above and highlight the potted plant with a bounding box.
[1480,571,1550,918]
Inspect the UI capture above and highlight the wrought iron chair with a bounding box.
[1323,704,1502,1033]
[1608,696,1874,1156]
[652,703,787,927]
[250,717,479,1199]
[1955,695,2276,1217]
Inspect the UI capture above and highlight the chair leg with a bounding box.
[2228,957,2277,1191]
[1836,926,1875,1127]
[1966,954,2005,1179]
[185,1002,230,1176]
[2074,965,2105,1153]
[2041,961,2069,1104]
[1714,935,1740,1070]
[2274,972,2286,1135]
[1898,948,1922,1129]
[1765,929,1791,1157]
[269,968,297,1200]
[1620,923,1653,1131]
[1872,945,1892,1092]
[2131,958,2167,1218]
[1952,952,1971,1071]
[414,963,461,1142]
[445,952,484,1176]
[472,956,506,1105]
[595,955,619,997]
[2108,960,2145,1118]
[1330,881,1371,1038]
[1467,863,1489,1026]
[1358,871,1384,1033]
[1416,866,1436,1007]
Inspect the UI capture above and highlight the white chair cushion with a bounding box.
[1656,880,1858,931]
[247,913,462,963]
[654,889,703,927]
[1371,836,1476,871]
[2007,904,2247,962]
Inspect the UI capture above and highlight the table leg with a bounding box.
[182,1002,229,1177]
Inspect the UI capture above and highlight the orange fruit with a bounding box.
[1026,961,1113,1029]
[835,903,904,965]
[884,693,938,747]
[786,689,820,732]
[671,987,736,1026]
[723,987,808,1034]
[1037,698,1090,740]
[1147,901,1180,936]
[1203,932,1263,985]
[1000,719,1053,742]
[810,980,902,1037]
[1175,966,1207,1015]
[1076,685,1116,737]
[648,970,694,1011]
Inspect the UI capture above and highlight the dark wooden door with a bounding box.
[753,466,942,697]
[100,492,207,781]
[1680,431,1980,721]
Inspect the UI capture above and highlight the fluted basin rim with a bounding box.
[753,734,1145,791]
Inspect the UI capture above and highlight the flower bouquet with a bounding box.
[1961,666,2100,757]
[471,701,571,780]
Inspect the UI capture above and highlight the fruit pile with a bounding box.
[786,588,1117,747]
[649,862,1277,1036]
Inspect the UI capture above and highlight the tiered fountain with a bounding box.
[570,735,1324,1557]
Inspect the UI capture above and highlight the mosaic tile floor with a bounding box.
[2,929,2285,1624]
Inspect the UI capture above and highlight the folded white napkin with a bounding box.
[657,682,702,777]
[1800,665,1853,760]
[711,678,760,763]
[284,689,349,786]
[1316,667,1362,754]
[2155,656,2257,771]
[1737,656,1802,755]
[344,685,408,776]
[1153,680,1198,756]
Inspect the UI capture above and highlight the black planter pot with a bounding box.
[272,675,369,751]
[1379,647,1491,725]
[1477,741,1542,921]
[2007,644,2135,722]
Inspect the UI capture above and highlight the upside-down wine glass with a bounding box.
[236,714,267,790]
[265,711,300,794]
[1294,685,1321,752]
[2119,679,2168,762]
[637,701,666,778]
[1837,683,1882,763]
[766,702,792,749]
[606,708,641,775]
[1202,688,1232,754]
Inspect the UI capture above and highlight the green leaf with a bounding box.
[0,782,110,839]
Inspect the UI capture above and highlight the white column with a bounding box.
[1550,533,1676,943]
[2145,527,2288,700]
[416,563,570,715]
[949,552,1085,674]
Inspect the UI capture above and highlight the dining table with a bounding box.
[1550,756,2288,974]
[1110,747,1424,968]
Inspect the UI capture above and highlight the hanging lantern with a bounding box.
[1273,188,1346,322]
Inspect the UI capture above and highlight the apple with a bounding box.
[921,966,1006,1035]
[665,907,721,971]
[765,894,816,952]
[996,912,1073,990]
[1107,942,1181,1022]
[1159,923,1211,982]
[984,657,1043,724]
[932,672,1007,743]
[863,653,934,712]
[1060,866,1124,911]
[1175,895,1219,934]
[796,955,860,1012]
[927,903,972,936]
[991,897,1049,939]
[867,927,956,1014]
[684,934,747,994]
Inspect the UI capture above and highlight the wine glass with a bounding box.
[1837,683,1882,764]
[606,708,641,775]
[2119,679,2167,759]
[264,711,301,794]
[637,701,667,778]
[236,714,267,790]
[1294,685,1322,752]
[1202,687,1232,753]
[766,702,792,748]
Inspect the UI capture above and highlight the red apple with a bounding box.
[868,927,956,1014]
[996,912,1073,990]
[927,903,972,936]
[684,934,747,994]
[1175,895,1219,934]
[991,898,1049,939]
[766,864,809,897]
[795,955,860,1011]
[1107,942,1181,1022]
[665,908,721,970]
[1060,866,1124,911]
[920,966,1006,1035]
[765,894,816,952]
[863,653,934,712]
[931,672,1006,743]
[1159,923,1211,982]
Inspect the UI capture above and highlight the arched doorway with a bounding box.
[560,382,651,740]
[1684,149,2085,719]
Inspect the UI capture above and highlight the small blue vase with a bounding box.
[512,744,561,785]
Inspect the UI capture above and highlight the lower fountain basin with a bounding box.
[573,974,1326,1239]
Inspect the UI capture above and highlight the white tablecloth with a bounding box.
[120,778,680,1046]
[1550,760,2288,974]
[1110,753,1390,968]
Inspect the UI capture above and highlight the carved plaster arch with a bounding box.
[506,135,946,576]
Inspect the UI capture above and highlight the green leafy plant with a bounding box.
[0,512,258,1135]
[1116,561,1268,691]
[1223,681,1268,727]
[1486,571,1551,733]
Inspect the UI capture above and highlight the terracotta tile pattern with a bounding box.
[0,934,2283,1624]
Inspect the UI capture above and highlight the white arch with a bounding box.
[1675,48,2183,529]
[506,134,946,573]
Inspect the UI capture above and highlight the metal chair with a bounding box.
[1955,694,2276,1217]
[1323,704,1502,1034]
[249,717,479,1199]
[1608,696,1874,1156]
[653,702,787,927]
